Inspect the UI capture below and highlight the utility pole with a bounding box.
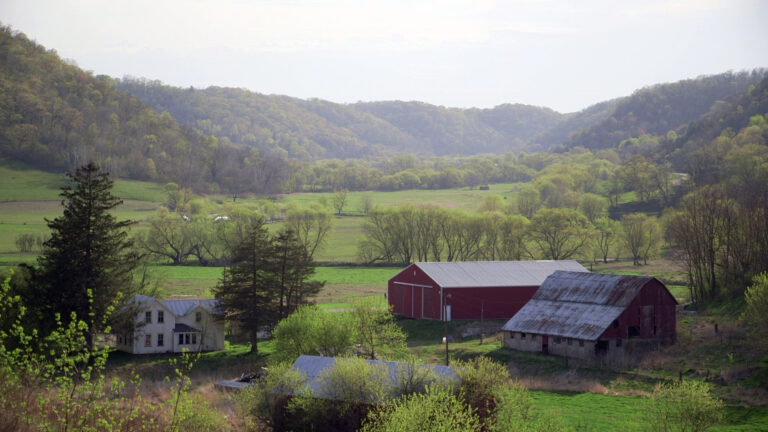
[443,291,451,365]
[480,299,484,345]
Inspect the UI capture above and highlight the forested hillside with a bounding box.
[1,25,766,199]
[563,71,766,151]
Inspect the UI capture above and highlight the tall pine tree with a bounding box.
[32,162,140,347]
[214,218,274,353]
[214,224,323,353]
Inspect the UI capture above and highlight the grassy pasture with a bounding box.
[279,182,526,213]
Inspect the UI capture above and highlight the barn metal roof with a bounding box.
[290,355,458,400]
[411,261,588,288]
[501,271,659,340]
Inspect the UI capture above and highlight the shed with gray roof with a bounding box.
[388,261,588,320]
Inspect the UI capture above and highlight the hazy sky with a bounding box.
[2,0,767,112]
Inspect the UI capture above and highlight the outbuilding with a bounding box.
[501,271,677,365]
[388,261,588,320]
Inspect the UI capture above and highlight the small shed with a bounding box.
[388,261,588,321]
[501,271,677,364]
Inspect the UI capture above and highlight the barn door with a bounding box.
[642,306,655,337]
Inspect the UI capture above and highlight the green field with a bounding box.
[278,182,526,213]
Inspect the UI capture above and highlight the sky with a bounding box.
[1,0,767,113]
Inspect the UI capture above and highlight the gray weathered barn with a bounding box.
[501,271,677,365]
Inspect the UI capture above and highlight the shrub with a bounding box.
[455,356,511,420]
[645,380,724,432]
[361,385,481,432]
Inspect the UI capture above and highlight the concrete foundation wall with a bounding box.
[504,331,663,367]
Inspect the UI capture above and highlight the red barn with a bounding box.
[387,261,588,321]
[502,271,678,365]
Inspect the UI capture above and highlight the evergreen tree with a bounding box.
[214,225,323,353]
[272,230,324,321]
[31,162,140,348]
[213,218,275,353]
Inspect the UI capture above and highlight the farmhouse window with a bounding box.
[158,311,164,323]
[185,334,190,344]
[158,334,164,347]
[145,334,151,347]
[178,334,184,345]
[196,312,202,322]
[145,311,152,324]
[192,334,197,344]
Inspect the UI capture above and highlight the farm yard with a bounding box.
[1,159,767,430]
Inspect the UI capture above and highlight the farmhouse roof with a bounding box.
[501,271,669,340]
[408,260,588,288]
[161,299,223,316]
[290,355,457,400]
[123,295,223,316]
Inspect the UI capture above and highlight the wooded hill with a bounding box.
[119,71,765,161]
[1,25,767,196]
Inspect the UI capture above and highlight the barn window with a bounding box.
[579,340,584,347]
[509,333,514,339]
[628,326,640,338]
[521,333,526,339]
[613,319,619,328]
[616,339,622,347]
[531,335,537,341]
[554,337,561,344]
[567,338,572,346]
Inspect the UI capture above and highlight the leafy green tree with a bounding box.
[526,208,592,260]
[285,205,334,259]
[594,217,621,263]
[271,305,355,363]
[140,207,193,265]
[578,193,609,223]
[742,272,768,345]
[333,189,349,215]
[351,300,407,360]
[622,213,649,266]
[30,163,140,348]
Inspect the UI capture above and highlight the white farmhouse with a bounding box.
[115,294,225,354]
